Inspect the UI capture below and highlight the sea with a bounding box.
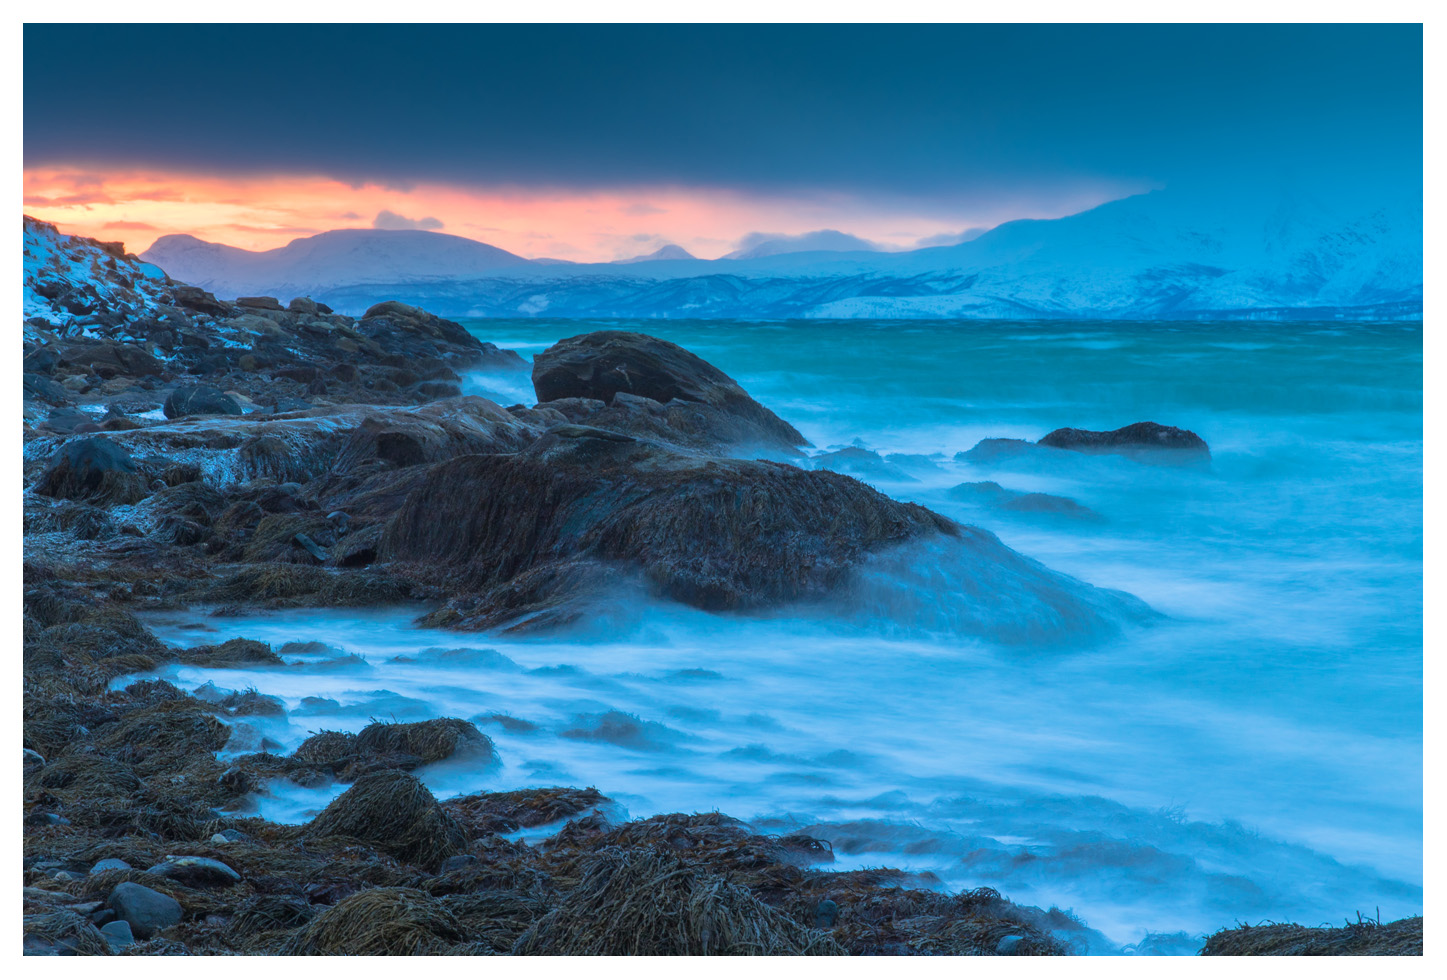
[132,318,1423,954]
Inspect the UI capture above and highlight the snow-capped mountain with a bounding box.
[141,227,534,298]
[133,186,1421,319]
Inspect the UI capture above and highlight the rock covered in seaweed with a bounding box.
[304,769,470,867]
[379,423,956,628]
[33,437,149,506]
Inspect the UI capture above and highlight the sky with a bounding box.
[23,24,1423,262]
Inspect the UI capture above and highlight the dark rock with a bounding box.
[146,856,242,888]
[531,330,807,453]
[169,282,225,314]
[305,770,469,866]
[438,854,477,873]
[288,296,319,314]
[37,407,94,433]
[34,436,149,506]
[1038,421,1209,456]
[380,423,956,627]
[25,345,61,374]
[24,372,73,407]
[236,295,284,310]
[57,340,165,380]
[107,882,183,939]
[359,300,476,346]
[163,384,242,419]
[413,380,462,400]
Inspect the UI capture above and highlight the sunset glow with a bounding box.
[22,167,1134,262]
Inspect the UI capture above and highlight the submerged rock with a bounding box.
[947,481,1102,521]
[531,330,808,454]
[810,447,918,483]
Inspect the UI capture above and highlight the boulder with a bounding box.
[107,882,182,939]
[1038,421,1209,456]
[380,423,956,628]
[287,296,319,314]
[24,372,73,407]
[170,285,227,315]
[34,437,149,506]
[235,295,283,310]
[358,301,478,348]
[162,384,243,419]
[531,330,807,453]
[56,341,165,380]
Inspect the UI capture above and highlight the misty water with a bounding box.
[131,319,1422,954]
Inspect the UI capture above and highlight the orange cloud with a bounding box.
[22,166,1127,263]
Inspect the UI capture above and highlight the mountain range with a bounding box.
[139,187,1422,320]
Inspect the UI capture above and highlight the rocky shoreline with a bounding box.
[21,217,1421,955]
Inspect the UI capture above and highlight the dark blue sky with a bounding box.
[24,23,1422,203]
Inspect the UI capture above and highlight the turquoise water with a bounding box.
[136,319,1422,953]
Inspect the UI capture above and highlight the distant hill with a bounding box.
[141,227,534,299]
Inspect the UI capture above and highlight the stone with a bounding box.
[90,858,132,874]
[438,854,478,873]
[1038,421,1209,456]
[814,899,839,929]
[100,919,135,949]
[531,330,807,452]
[147,855,242,888]
[162,384,243,419]
[108,882,183,939]
[236,295,283,310]
[170,285,226,314]
[288,296,319,314]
